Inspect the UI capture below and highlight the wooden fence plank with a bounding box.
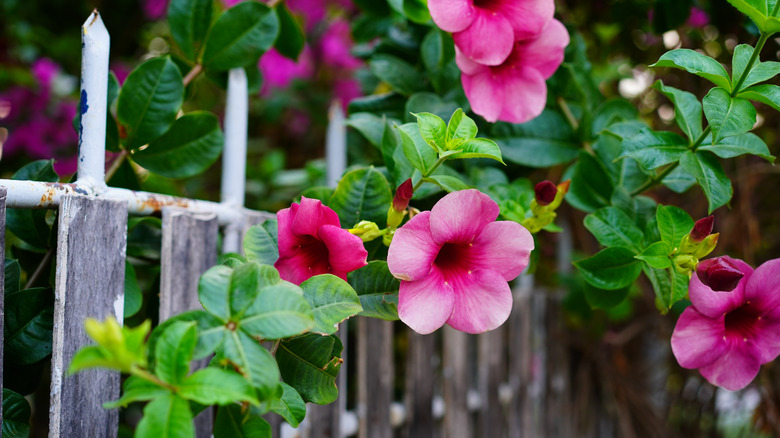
[49,195,127,438]
[160,208,218,437]
[0,187,5,436]
[507,276,533,438]
[442,326,471,438]
[358,318,393,438]
[477,325,506,437]
[404,330,435,438]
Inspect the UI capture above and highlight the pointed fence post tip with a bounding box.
[79,9,110,189]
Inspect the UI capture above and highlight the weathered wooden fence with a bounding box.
[0,10,624,438]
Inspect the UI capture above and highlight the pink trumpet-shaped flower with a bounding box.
[275,197,368,285]
[456,19,569,124]
[387,189,534,334]
[671,256,780,390]
[428,0,555,66]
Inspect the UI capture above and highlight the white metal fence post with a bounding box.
[326,101,346,188]
[221,67,249,254]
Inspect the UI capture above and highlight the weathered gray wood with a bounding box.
[545,291,571,437]
[507,276,534,438]
[358,318,393,438]
[49,195,127,438]
[160,208,218,437]
[477,325,506,437]
[442,326,471,438]
[404,330,435,438]
[306,399,341,438]
[0,187,6,436]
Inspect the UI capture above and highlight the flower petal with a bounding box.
[751,315,780,363]
[497,67,547,124]
[318,224,368,279]
[291,196,341,238]
[745,258,780,315]
[446,268,512,334]
[460,70,503,122]
[699,339,761,391]
[515,19,569,79]
[398,268,455,335]
[494,0,555,41]
[671,307,727,369]
[275,253,330,285]
[452,9,514,66]
[388,211,439,281]
[469,221,534,281]
[276,206,299,258]
[688,256,752,318]
[427,0,476,33]
[430,189,500,244]
[455,46,488,76]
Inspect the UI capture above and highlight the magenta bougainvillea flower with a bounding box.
[387,189,534,334]
[455,19,568,123]
[275,197,368,285]
[428,0,555,65]
[671,256,780,390]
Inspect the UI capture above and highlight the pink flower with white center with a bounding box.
[671,256,780,391]
[455,19,568,124]
[387,189,534,334]
[275,197,368,285]
[428,0,555,66]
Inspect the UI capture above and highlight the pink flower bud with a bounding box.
[393,179,413,212]
[690,215,714,242]
[534,180,557,206]
[696,257,745,292]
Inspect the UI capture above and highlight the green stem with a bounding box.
[772,2,780,18]
[182,64,203,87]
[132,367,176,391]
[557,97,578,130]
[270,339,281,356]
[412,156,448,192]
[731,32,771,96]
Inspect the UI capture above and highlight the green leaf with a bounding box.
[583,207,644,252]
[2,389,31,438]
[150,311,226,363]
[404,93,460,124]
[583,283,631,310]
[738,83,780,111]
[725,0,780,34]
[203,2,279,70]
[698,132,774,162]
[4,260,20,295]
[300,275,362,335]
[135,393,194,438]
[133,112,223,178]
[652,81,703,140]
[117,57,184,149]
[446,108,478,144]
[635,242,673,269]
[346,112,390,149]
[619,128,688,170]
[493,114,580,167]
[644,265,690,310]
[347,261,399,320]
[590,99,639,137]
[154,321,197,385]
[703,87,756,143]
[397,123,438,174]
[403,0,431,23]
[104,375,169,408]
[7,160,57,249]
[229,262,282,318]
[566,151,615,213]
[574,247,643,290]
[5,287,53,365]
[655,205,694,250]
[328,167,393,227]
[243,221,279,266]
[277,333,343,404]
[369,54,425,96]
[731,44,780,91]
[651,49,731,90]
[423,175,471,192]
[240,281,314,339]
[273,3,305,60]
[124,261,143,318]
[413,112,447,151]
[68,346,117,373]
[679,151,733,213]
[348,92,407,120]
[168,0,212,61]
[214,404,271,438]
[450,138,504,164]
[662,166,697,193]
[179,367,260,405]
[267,382,307,427]
[218,329,280,398]
[199,265,232,321]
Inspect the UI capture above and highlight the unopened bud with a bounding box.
[696,257,744,292]
[393,179,413,212]
[548,180,571,210]
[350,221,383,242]
[534,180,557,206]
[690,215,714,242]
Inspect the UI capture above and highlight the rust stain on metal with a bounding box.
[138,194,192,212]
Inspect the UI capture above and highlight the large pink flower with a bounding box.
[456,19,568,123]
[428,0,555,66]
[387,189,534,334]
[275,197,368,285]
[671,256,780,391]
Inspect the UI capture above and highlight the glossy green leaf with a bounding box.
[732,44,780,91]
[635,242,673,269]
[4,260,20,295]
[277,333,343,404]
[150,311,225,363]
[243,221,279,266]
[679,151,733,213]
[68,346,118,373]
[229,262,281,318]
[404,93,460,124]
[403,0,431,23]
[446,108,478,144]
[566,151,614,213]
[214,404,272,438]
[104,375,169,408]
[583,283,631,310]
[124,261,142,318]
[133,111,223,178]
[619,128,688,170]
[644,265,690,311]
[653,81,703,140]
[703,87,756,143]
[725,0,780,34]
[347,261,399,320]
[218,329,280,398]
[346,112,389,149]
[203,2,279,70]
[135,393,194,438]
[651,49,731,90]
[369,54,425,96]
[698,132,774,162]
[574,247,643,290]
[493,110,580,167]
[423,175,471,192]
[583,207,644,252]
[300,274,362,335]
[168,0,212,61]
[2,389,31,438]
[7,160,57,249]
[662,166,697,193]
[155,321,197,384]
[397,122,438,175]
[117,56,183,149]
[179,367,260,405]
[273,3,305,60]
[348,92,407,120]
[413,112,446,151]
[655,205,694,250]
[199,265,233,321]
[5,287,53,365]
[329,167,393,227]
[590,99,639,137]
[450,138,504,164]
[240,281,314,340]
[266,382,306,427]
[738,83,780,111]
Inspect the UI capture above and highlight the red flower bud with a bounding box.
[534,180,557,206]
[690,215,714,242]
[696,257,744,292]
[393,179,413,212]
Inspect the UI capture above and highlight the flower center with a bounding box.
[299,236,331,272]
[434,242,471,274]
[724,304,762,340]
[472,0,496,10]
